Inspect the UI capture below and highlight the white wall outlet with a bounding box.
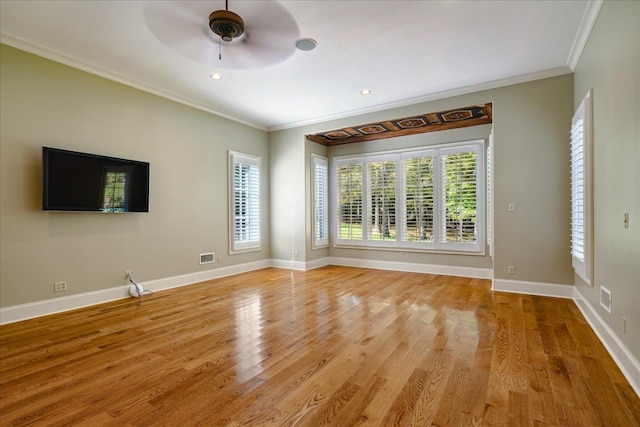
[124,270,131,280]
[54,281,67,292]
[508,203,516,212]
[508,265,516,275]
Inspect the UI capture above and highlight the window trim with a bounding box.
[332,140,485,254]
[311,154,329,249]
[487,130,494,258]
[229,151,261,254]
[571,90,593,284]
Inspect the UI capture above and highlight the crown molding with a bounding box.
[0,33,268,131]
[567,0,604,71]
[270,66,572,132]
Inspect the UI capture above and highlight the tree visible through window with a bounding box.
[336,161,363,241]
[441,151,478,243]
[333,141,484,253]
[367,159,396,241]
[403,154,434,242]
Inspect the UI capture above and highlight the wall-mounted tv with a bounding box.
[42,147,149,212]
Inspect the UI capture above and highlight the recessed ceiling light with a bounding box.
[210,73,222,80]
[295,38,317,51]
[360,89,372,95]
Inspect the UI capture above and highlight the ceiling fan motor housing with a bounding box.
[209,9,244,42]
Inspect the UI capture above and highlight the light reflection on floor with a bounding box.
[234,293,264,383]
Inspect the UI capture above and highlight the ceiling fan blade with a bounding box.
[144,0,299,70]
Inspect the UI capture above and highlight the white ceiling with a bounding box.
[0,0,593,131]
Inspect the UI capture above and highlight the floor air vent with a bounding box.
[600,286,612,313]
[199,252,215,265]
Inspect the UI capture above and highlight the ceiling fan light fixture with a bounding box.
[209,9,245,42]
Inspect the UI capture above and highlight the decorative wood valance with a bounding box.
[306,103,492,146]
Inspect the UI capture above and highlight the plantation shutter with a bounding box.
[230,151,261,252]
[487,136,493,257]
[439,145,481,251]
[366,157,396,242]
[335,159,364,243]
[571,90,593,284]
[332,140,484,253]
[402,152,435,245]
[312,155,329,248]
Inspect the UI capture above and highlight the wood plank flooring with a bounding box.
[1,266,638,426]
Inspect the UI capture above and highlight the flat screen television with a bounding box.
[42,147,150,212]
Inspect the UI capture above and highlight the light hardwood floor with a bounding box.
[1,266,638,426]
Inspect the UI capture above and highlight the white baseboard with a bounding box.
[305,257,330,270]
[0,258,489,324]
[270,257,329,271]
[491,278,574,298]
[573,287,640,397]
[0,259,271,325]
[270,259,307,271]
[329,257,493,279]
[0,285,132,325]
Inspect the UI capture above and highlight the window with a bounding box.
[367,156,397,242]
[312,154,328,248]
[333,141,484,253]
[101,167,133,212]
[335,159,363,241]
[486,134,493,257]
[439,147,481,250]
[571,90,593,284]
[229,151,261,253]
[402,151,435,244]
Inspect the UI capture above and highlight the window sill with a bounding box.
[333,243,486,257]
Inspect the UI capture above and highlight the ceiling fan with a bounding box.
[144,0,300,70]
[209,0,245,42]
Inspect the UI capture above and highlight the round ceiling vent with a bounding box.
[295,38,317,51]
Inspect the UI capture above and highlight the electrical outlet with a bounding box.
[508,203,516,212]
[124,270,131,280]
[54,281,67,292]
[508,265,516,275]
